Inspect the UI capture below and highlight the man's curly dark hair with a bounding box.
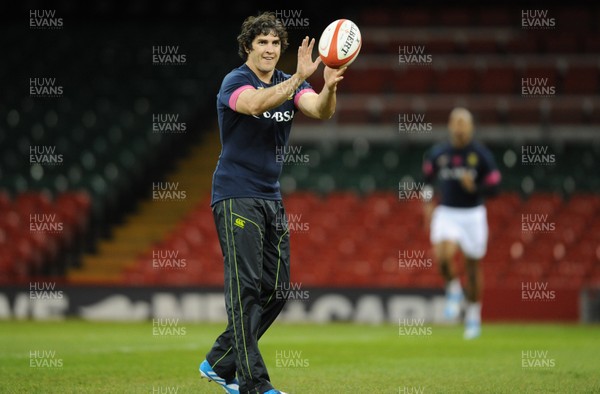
[237,12,289,60]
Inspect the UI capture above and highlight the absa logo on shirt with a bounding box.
[253,110,294,122]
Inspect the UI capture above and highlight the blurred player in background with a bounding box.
[422,107,501,340]
[199,12,346,394]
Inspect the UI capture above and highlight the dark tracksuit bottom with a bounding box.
[206,198,290,394]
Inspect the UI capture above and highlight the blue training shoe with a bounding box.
[463,320,481,340]
[263,390,288,394]
[444,291,463,322]
[199,359,239,394]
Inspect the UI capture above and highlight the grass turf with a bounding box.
[0,320,598,393]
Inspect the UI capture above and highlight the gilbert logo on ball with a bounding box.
[318,19,361,68]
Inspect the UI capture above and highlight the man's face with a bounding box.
[246,33,280,75]
[448,110,474,148]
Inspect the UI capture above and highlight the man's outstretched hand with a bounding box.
[323,65,346,91]
[296,36,321,81]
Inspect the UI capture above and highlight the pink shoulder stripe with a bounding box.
[229,85,255,111]
[422,161,433,176]
[294,88,316,108]
[484,170,501,185]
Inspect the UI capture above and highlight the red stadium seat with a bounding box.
[540,33,583,54]
[503,35,541,54]
[464,38,501,54]
[521,65,560,90]
[324,191,361,210]
[337,106,371,124]
[476,7,513,26]
[556,7,593,31]
[342,68,395,94]
[583,36,600,53]
[434,66,478,94]
[467,97,505,125]
[0,191,11,210]
[505,97,542,124]
[562,239,599,267]
[562,65,599,95]
[425,38,458,54]
[394,67,435,94]
[15,191,53,215]
[548,260,589,287]
[437,7,473,27]
[521,192,563,214]
[410,97,457,125]
[506,261,548,283]
[283,191,322,213]
[356,37,387,55]
[359,8,393,26]
[547,98,587,124]
[478,65,518,94]
[563,194,600,216]
[394,8,432,27]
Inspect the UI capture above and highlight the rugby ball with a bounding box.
[318,19,362,68]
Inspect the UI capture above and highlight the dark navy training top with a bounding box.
[211,64,315,206]
[422,140,501,208]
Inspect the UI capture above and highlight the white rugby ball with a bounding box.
[318,19,362,69]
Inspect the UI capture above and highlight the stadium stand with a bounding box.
[0,4,239,283]
[1,3,599,295]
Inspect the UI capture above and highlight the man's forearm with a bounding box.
[245,73,305,115]
[314,85,337,119]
